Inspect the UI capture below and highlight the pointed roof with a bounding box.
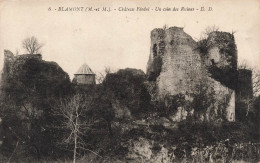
[75,63,95,75]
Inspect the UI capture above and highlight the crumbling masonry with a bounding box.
[146,27,253,122]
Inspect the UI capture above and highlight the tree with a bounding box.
[54,94,100,163]
[195,26,220,55]
[238,61,260,96]
[238,61,260,116]
[191,81,216,121]
[203,25,219,36]
[163,24,168,31]
[0,53,73,159]
[22,36,43,54]
[15,48,19,56]
[102,68,150,116]
[94,96,115,135]
[252,69,260,97]
[96,67,113,84]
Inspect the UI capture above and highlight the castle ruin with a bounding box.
[146,27,252,122]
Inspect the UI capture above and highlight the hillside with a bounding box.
[0,26,259,163]
[0,50,73,159]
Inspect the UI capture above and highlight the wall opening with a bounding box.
[170,40,174,46]
[153,44,157,57]
[211,59,215,65]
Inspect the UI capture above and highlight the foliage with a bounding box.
[208,66,238,90]
[0,47,259,162]
[236,96,260,140]
[92,91,115,136]
[195,25,219,55]
[196,26,237,70]
[191,81,217,120]
[0,55,73,160]
[196,38,213,56]
[154,93,187,118]
[239,60,260,96]
[102,68,151,117]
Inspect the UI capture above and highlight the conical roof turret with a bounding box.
[74,63,95,75]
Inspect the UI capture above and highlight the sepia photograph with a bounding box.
[0,0,259,162]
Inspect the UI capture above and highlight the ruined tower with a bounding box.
[73,63,96,85]
[146,27,238,121]
[236,69,253,102]
[147,27,202,96]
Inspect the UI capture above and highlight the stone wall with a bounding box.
[206,31,237,70]
[236,69,253,102]
[3,50,43,76]
[156,27,203,97]
[74,74,96,85]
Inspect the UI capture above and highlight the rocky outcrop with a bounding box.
[127,137,173,162]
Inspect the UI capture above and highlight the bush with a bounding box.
[102,68,151,117]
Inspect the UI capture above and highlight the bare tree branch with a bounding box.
[22,36,43,54]
[54,93,95,163]
[238,60,260,97]
[96,66,113,84]
[76,146,102,158]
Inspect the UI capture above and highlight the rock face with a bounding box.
[146,27,240,121]
[127,137,173,162]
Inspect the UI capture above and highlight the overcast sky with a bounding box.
[0,0,259,80]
